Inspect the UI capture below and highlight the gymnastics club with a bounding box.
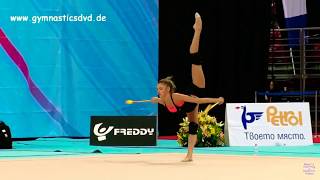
[125,99,151,104]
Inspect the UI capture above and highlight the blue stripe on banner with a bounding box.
[285,14,307,28]
[285,14,307,47]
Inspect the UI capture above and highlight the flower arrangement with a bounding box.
[177,104,225,147]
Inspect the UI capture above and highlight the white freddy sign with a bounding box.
[224,103,313,146]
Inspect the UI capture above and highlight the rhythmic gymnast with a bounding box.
[151,12,224,162]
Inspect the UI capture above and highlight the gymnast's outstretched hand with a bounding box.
[218,97,224,105]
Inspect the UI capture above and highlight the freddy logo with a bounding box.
[93,123,114,141]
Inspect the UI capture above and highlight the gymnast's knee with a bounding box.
[191,84,205,97]
[189,52,203,65]
[189,122,199,135]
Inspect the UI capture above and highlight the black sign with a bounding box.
[90,116,157,146]
[0,121,12,149]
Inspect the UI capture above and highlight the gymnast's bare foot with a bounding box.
[193,12,202,33]
[181,155,193,162]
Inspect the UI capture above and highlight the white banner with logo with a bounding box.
[224,103,313,146]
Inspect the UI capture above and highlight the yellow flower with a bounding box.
[177,104,225,147]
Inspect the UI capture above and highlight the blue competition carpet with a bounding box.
[0,138,320,159]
